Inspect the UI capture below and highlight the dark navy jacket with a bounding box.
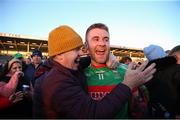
[24,62,43,87]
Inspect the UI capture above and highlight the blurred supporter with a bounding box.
[24,58,31,65]
[0,58,32,118]
[42,55,48,63]
[14,53,23,60]
[143,44,180,118]
[120,56,132,65]
[143,44,167,61]
[24,49,43,88]
[13,53,27,71]
[169,45,180,64]
[0,59,25,96]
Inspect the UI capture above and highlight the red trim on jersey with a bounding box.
[88,85,116,92]
[91,64,106,68]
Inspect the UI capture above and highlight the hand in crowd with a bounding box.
[9,91,24,103]
[122,60,156,89]
[12,71,24,79]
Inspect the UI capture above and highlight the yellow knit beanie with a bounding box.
[48,25,83,57]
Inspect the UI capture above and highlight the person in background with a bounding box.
[168,45,180,118]
[143,44,167,61]
[143,44,180,118]
[0,58,22,113]
[24,57,31,65]
[0,59,25,97]
[120,56,132,65]
[14,53,24,61]
[33,25,156,118]
[169,45,180,64]
[0,62,4,77]
[0,58,31,118]
[13,53,27,71]
[84,23,153,118]
[24,49,43,88]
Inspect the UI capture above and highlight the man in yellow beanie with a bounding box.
[33,25,156,118]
